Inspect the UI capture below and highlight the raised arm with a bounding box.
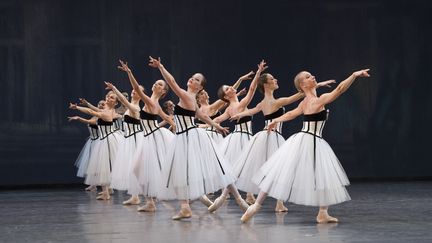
[157,108,176,130]
[148,56,189,101]
[212,109,231,124]
[69,103,110,120]
[317,69,370,106]
[67,116,97,125]
[267,103,304,132]
[104,82,139,114]
[79,98,101,112]
[230,102,263,121]
[118,60,156,110]
[232,71,255,90]
[239,60,268,108]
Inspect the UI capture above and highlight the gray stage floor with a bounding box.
[0,181,431,243]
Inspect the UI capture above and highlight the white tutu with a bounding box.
[253,110,351,207]
[233,131,285,194]
[75,125,100,178]
[205,127,224,145]
[132,127,175,197]
[219,116,253,164]
[160,106,236,200]
[85,120,124,186]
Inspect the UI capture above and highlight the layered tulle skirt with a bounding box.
[160,128,236,200]
[219,132,252,164]
[84,132,124,186]
[253,132,351,206]
[75,138,99,178]
[233,131,285,194]
[132,128,175,197]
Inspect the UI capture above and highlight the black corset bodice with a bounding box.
[174,105,197,134]
[301,109,328,138]
[233,115,252,135]
[263,107,285,134]
[140,110,160,136]
[87,124,99,140]
[123,115,143,138]
[97,119,114,139]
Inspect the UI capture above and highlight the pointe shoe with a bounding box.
[208,195,227,213]
[235,198,249,212]
[316,212,338,224]
[172,206,192,220]
[123,197,141,205]
[275,200,288,212]
[240,203,261,223]
[199,195,213,207]
[96,192,111,200]
[245,193,256,205]
[85,185,96,191]
[137,202,156,212]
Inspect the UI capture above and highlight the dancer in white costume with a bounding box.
[69,91,123,200]
[196,75,250,145]
[159,100,176,132]
[148,56,249,220]
[118,60,176,212]
[209,60,267,209]
[208,61,267,212]
[231,73,335,212]
[105,81,144,206]
[240,69,370,223]
[69,100,106,191]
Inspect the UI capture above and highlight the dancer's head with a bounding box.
[196,89,209,106]
[187,73,206,92]
[257,73,279,93]
[163,100,175,115]
[152,79,169,99]
[294,71,317,92]
[122,92,129,101]
[105,91,118,108]
[217,85,237,103]
[131,85,145,102]
[97,100,106,109]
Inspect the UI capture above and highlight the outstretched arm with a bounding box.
[274,92,305,107]
[318,69,370,106]
[104,82,139,113]
[213,110,230,124]
[230,102,263,121]
[69,103,108,120]
[232,71,255,90]
[67,116,97,125]
[79,98,101,112]
[239,60,268,108]
[148,56,189,101]
[196,107,229,136]
[118,60,156,111]
[267,103,303,132]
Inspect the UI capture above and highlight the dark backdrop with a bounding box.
[1,0,431,186]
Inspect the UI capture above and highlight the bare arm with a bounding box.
[213,110,230,124]
[79,98,101,112]
[239,60,268,108]
[267,104,304,132]
[157,108,176,129]
[274,92,305,107]
[67,116,97,125]
[104,82,139,113]
[317,69,370,106]
[232,71,255,89]
[196,107,229,135]
[69,103,110,120]
[148,56,189,101]
[118,60,156,111]
[230,102,263,121]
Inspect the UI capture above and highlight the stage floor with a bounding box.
[1,181,431,243]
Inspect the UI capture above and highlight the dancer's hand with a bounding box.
[149,56,162,68]
[239,71,255,81]
[267,121,277,133]
[78,98,88,106]
[69,103,78,109]
[237,87,247,97]
[104,81,115,90]
[229,114,243,122]
[215,124,229,136]
[317,79,336,88]
[117,60,131,73]
[353,69,370,78]
[67,116,79,122]
[257,60,268,73]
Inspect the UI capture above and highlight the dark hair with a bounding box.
[196,73,207,89]
[217,86,228,102]
[163,100,174,114]
[160,80,169,99]
[257,73,270,93]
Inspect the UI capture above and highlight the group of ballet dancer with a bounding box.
[68,57,370,223]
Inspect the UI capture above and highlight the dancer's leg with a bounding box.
[172,200,192,220]
[316,206,338,223]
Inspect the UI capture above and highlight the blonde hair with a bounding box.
[294,71,306,92]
